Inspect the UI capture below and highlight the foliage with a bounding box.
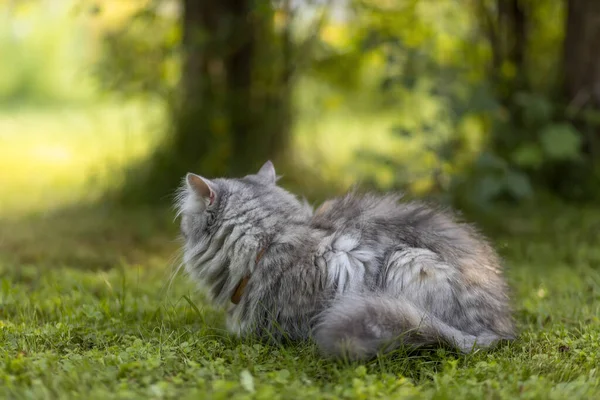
[1,203,600,398]
[0,1,94,106]
[3,0,598,205]
[302,0,599,206]
[92,0,180,98]
[306,1,494,201]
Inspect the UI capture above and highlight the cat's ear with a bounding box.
[257,160,276,184]
[186,173,216,207]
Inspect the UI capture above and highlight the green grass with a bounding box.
[1,201,600,399]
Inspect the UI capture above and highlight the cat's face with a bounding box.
[176,161,312,275]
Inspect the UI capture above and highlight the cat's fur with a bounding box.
[176,161,515,360]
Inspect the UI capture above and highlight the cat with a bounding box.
[175,161,515,360]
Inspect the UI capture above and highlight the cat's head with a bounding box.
[175,161,312,301]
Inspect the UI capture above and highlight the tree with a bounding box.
[477,0,528,104]
[475,0,531,160]
[563,0,600,160]
[115,0,295,201]
[467,0,600,201]
[164,0,292,182]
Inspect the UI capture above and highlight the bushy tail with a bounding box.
[313,293,503,360]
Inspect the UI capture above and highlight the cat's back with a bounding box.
[311,192,502,272]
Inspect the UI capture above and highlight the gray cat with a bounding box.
[176,161,515,360]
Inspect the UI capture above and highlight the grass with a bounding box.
[0,101,165,215]
[1,197,600,399]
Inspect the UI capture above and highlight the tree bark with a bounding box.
[228,0,294,176]
[173,0,293,177]
[226,0,262,176]
[158,0,231,182]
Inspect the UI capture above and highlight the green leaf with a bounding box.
[515,92,553,126]
[540,123,582,161]
[240,369,255,393]
[475,175,505,203]
[475,152,508,172]
[511,144,544,169]
[504,170,533,199]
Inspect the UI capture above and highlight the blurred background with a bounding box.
[0,0,599,268]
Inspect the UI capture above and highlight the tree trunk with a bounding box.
[226,0,263,176]
[563,0,600,159]
[132,0,293,200]
[477,0,528,104]
[228,0,293,176]
[148,0,232,194]
[476,0,529,158]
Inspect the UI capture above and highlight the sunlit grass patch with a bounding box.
[0,101,166,215]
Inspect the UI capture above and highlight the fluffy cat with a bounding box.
[176,161,515,360]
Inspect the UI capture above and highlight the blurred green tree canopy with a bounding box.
[6,0,597,205]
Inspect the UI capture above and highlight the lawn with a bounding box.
[1,200,599,399]
[1,105,600,399]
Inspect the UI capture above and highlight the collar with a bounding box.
[231,245,267,304]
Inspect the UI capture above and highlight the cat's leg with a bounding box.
[312,292,490,360]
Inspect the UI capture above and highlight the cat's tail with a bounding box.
[313,293,505,360]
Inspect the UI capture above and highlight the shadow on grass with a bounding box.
[0,202,180,270]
